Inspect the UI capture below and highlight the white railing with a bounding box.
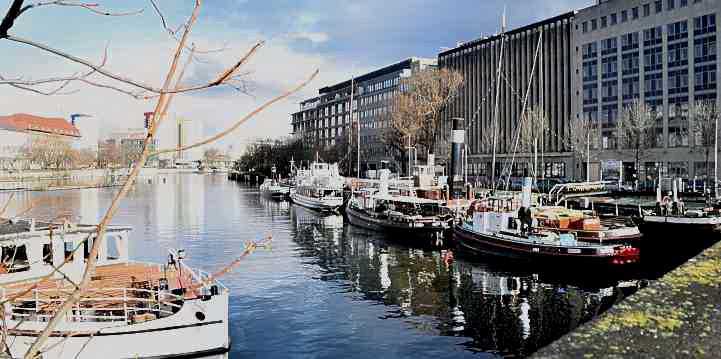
[2,287,184,323]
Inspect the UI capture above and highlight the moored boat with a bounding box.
[532,206,642,244]
[0,219,230,358]
[346,188,452,246]
[259,178,290,199]
[454,199,640,266]
[290,161,344,212]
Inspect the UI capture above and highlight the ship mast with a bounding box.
[490,9,507,191]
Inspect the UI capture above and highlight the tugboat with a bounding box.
[453,178,640,266]
[0,218,231,358]
[290,161,344,212]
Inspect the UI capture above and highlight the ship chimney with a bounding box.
[449,117,465,199]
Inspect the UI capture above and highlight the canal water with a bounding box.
[1,174,649,358]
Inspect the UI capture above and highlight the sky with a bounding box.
[0,0,593,154]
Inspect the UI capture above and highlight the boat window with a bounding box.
[1,245,29,273]
[107,235,121,260]
[43,243,53,265]
[64,241,75,261]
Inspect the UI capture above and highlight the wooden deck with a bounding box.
[2,262,201,307]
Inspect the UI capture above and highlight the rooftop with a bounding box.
[0,113,81,138]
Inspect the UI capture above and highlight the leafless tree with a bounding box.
[385,68,463,162]
[618,99,655,186]
[1,1,317,357]
[691,99,720,183]
[19,138,76,170]
[564,116,598,181]
[517,106,548,178]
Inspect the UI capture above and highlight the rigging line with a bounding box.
[503,29,544,191]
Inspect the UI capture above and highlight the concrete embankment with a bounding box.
[0,168,173,191]
[533,239,721,359]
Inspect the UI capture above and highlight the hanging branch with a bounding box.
[150,69,319,156]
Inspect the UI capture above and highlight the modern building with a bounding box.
[0,113,81,170]
[291,57,437,174]
[101,128,157,167]
[573,0,720,186]
[438,12,575,184]
[155,115,204,165]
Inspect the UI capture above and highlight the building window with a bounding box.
[622,52,640,75]
[622,32,640,51]
[582,42,598,58]
[591,19,598,30]
[644,26,663,46]
[645,73,664,97]
[668,42,689,67]
[583,83,599,104]
[694,14,717,36]
[680,0,687,6]
[644,47,663,72]
[668,0,675,10]
[632,7,639,19]
[655,0,662,13]
[667,20,689,42]
[668,161,689,177]
[622,77,640,100]
[601,16,607,28]
[602,56,618,79]
[694,37,717,63]
[644,4,651,17]
[602,80,618,102]
[544,162,566,178]
[583,60,598,81]
[669,69,689,94]
[695,64,717,91]
[621,10,628,22]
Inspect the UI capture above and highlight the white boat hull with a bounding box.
[291,192,342,212]
[6,293,229,359]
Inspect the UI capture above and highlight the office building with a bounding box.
[574,0,719,185]
[291,57,437,173]
[438,12,576,184]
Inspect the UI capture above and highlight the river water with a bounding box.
[0,174,648,358]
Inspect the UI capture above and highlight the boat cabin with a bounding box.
[0,219,130,285]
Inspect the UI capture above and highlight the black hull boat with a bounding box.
[345,206,450,246]
[453,224,640,266]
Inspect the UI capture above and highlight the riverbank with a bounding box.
[0,168,213,192]
[533,238,721,359]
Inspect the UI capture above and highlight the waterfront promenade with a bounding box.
[534,239,721,358]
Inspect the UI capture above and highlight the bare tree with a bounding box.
[691,99,720,184]
[564,116,598,181]
[19,138,76,170]
[517,106,548,178]
[618,99,655,187]
[1,1,317,357]
[385,68,463,163]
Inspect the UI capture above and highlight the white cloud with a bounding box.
[288,31,330,44]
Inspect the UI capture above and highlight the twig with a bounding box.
[151,68,318,156]
[18,1,143,17]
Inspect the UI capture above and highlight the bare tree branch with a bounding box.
[151,69,319,156]
[18,1,143,17]
[0,0,24,39]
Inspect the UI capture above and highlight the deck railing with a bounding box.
[1,287,184,323]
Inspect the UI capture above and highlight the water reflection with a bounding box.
[0,178,646,358]
[288,204,644,358]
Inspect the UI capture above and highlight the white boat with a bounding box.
[259,179,290,199]
[290,162,344,212]
[0,219,229,358]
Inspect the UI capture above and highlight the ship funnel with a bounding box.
[521,176,532,208]
[449,117,465,199]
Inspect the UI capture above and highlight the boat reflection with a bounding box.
[289,207,645,357]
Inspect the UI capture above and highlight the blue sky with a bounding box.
[0,0,592,153]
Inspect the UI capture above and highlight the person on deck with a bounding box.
[661,192,673,216]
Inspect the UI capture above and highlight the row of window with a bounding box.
[581,0,703,34]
